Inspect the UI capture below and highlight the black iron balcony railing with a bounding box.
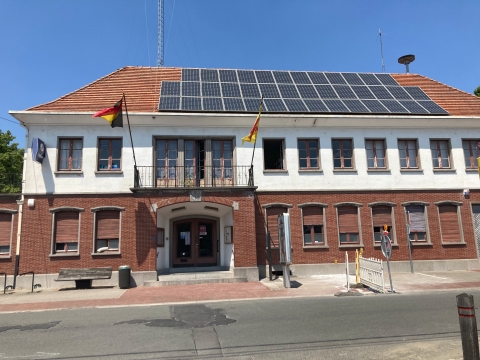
[134,165,254,189]
[0,173,22,193]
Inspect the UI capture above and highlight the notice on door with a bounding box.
[184,232,191,245]
[199,225,207,236]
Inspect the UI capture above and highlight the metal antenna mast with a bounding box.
[157,0,164,66]
[379,29,385,73]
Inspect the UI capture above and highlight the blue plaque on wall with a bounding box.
[32,138,46,164]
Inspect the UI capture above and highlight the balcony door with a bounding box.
[213,140,233,186]
[173,219,217,267]
[156,139,178,187]
[185,140,205,186]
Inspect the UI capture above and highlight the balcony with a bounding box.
[132,165,254,190]
[0,173,22,193]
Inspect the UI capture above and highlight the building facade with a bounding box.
[3,66,480,288]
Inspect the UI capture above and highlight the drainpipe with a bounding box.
[13,123,28,289]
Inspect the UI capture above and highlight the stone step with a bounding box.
[144,276,248,287]
[157,271,237,281]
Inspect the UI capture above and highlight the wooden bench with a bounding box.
[54,267,113,289]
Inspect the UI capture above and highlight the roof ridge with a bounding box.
[26,67,130,111]
[399,73,480,100]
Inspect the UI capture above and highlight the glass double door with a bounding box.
[173,219,217,267]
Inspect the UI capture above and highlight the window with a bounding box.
[98,138,122,170]
[398,139,419,169]
[156,139,177,185]
[302,207,324,245]
[337,206,360,244]
[438,204,462,243]
[58,138,82,171]
[264,139,285,170]
[406,205,427,241]
[371,206,393,244]
[95,210,120,252]
[430,139,451,169]
[0,213,13,255]
[266,206,288,247]
[462,140,480,169]
[53,212,79,253]
[213,140,233,182]
[332,139,353,169]
[365,139,386,169]
[298,139,319,169]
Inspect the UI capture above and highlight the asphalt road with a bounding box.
[0,290,478,360]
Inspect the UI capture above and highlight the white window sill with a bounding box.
[0,254,11,259]
[91,252,121,256]
[54,171,83,175]
[49,253,80,258]
[303,245,329,249]
[298,169,323,174]
[433,168,456,173]
[338,244,363,248]
[333,169,357,173]
[95,171,123,175]
[465,168,479,173]
[263,169,288,174]
[367,168,391,173]
[400,168,423,172]
[410,242,433,246]
[442,242,466,246]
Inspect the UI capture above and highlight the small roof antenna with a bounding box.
[398,54,415,74]
[379,29,386,73]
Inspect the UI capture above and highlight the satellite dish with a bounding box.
[398,54,415,73]
[97,247,109,253]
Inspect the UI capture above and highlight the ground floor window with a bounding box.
[337,206,360,244]
[0,213,12,255]
[302,206,324,245]
[371,205,393,244]
[95,210,121,252]
[266,206,288,247]
[53,211,79,253]
[406,205,427,242]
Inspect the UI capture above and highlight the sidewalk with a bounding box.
[1,270,480,313]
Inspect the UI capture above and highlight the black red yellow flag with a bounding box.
[92,99,123,128]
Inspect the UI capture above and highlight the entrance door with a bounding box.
[185,140,205,187]
[173,219,217,267]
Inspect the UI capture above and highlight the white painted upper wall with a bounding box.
[19,113,480,194]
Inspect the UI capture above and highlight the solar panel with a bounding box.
[380,100,409,113]
[244,98,262,112]
[358,73,381,85]
[386,86,412,100]
[284,99,308,112]
[343,100,369,113]
[325,73,347,85]
[278,84,300,98]
[375,74,399,86]
[342,73,365,85]
[182,82,201,96]
[255,70,275,83]
[308,72,329,84]
[333,85,357,99]
[181,97,202,111]
[315,85,338,99]
[324,99,349,112]
[361,100,389,113]
[202,97,224,111]
[417,101,449,114]
[201,69,219,82]
[297,85,319,98]
[221,83,242,97]
[161,81,181,96]
[201,82,221,97]
[291,72,312,84]
[237,70,257,83]
[219,69,238,83]
[404,87,431,100]
[304,99,328,112]
[182,68,200,82]
[259,83,280,98]
[224,98,245,111]
[351,86,375,99]
[240,83,261,98]
[399,100,429,114]
[369,86,394,100]
[264,99,287,112]
[159,96,180,110]
[273,71,293,84]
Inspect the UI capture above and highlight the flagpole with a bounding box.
[122,93,139,187]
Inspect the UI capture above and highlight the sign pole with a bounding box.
[345,251,350,291]
[405,209,414,273]
[381,225,394,293]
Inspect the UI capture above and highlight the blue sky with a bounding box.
[1,0,479,148]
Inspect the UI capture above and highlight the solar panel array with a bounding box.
[158,68,448,115]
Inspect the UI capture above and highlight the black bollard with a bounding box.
[456,293,480,360]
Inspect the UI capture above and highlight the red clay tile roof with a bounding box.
[27,67,480,116]
[27,67,181,113]
[392,74,480,116]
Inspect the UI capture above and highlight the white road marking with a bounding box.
[416,273,449,280]
[0,353,60,359]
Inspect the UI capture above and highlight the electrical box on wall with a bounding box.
[224,226,233,244]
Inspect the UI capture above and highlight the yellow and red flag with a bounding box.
[92,99,123,128]
[242,100,263,145]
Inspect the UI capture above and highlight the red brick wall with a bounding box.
[0,196,20,275]
[255,190,479,266]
